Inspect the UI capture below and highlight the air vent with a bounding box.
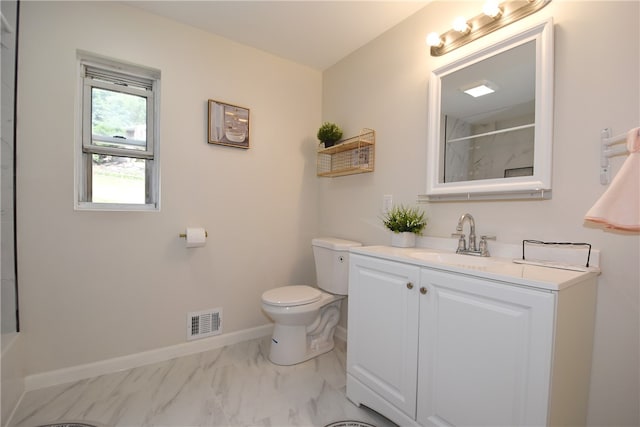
[187,308,222,341]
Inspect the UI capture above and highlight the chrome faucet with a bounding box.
[452,213,494,257]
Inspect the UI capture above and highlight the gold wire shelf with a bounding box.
[316,128,375,177]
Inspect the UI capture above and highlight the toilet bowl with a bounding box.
[262,286,344,365]
[261,237,361,365]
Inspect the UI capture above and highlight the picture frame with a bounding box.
[208,99,250,149]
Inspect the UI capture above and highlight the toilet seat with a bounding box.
[262,285,322,307]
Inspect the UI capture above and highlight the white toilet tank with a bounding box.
[312,237,362,295]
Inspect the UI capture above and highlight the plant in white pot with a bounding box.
[382,205,427,248]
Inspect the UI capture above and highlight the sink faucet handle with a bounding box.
[451,232,466,252]
[478,235,496,256]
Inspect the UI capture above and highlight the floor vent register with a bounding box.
[187,307,222,340]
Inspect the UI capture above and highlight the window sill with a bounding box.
[75,202,159,212]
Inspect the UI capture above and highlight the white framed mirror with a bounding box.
[425,18,554,201]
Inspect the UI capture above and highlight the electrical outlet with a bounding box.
[383,195,393,213]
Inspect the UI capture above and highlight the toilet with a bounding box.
[261,237,361,365]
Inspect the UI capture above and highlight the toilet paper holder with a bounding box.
[179,230,208,238]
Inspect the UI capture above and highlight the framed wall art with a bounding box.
[208,99,250,149]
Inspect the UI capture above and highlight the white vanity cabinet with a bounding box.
[346,255,421,417]
[347,249,598,427]
[417,268,555,426]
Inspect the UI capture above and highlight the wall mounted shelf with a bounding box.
[317,129,375,177]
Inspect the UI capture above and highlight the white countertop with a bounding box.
[350,245,600,291]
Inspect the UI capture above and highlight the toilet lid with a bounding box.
[262,285,322,307]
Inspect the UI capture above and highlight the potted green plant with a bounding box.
[382,205,427,248]
[317,122,343,148]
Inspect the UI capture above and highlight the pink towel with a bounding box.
[585,127,640,231]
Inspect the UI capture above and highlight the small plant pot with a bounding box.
[391,232,416,248]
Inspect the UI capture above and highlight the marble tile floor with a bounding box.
[9,337,397,427]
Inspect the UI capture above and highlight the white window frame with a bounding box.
[75,51,161,211]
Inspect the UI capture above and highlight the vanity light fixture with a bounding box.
[427,0,551,56]
[426,32,444,48]
[483,0,503,18]
[452,16,471,34]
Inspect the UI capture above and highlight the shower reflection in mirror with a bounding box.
[441,40,535,183]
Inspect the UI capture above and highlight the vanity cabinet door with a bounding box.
[347,255,421,418]
[416,269,556,427]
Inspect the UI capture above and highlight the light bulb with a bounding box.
[483,0,503,18]
[452,16,470,33]
[426,32,443,47]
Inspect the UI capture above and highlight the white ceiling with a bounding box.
[123,1,430,70]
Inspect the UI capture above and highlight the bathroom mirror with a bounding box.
[425,18,553,200]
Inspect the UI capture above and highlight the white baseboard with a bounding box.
[2,333,26,427]
[24,324,274,392]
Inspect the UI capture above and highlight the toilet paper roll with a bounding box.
[185,227,207,248]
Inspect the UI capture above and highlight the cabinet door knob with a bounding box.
[420,287,428,295]
[406,282,414,290]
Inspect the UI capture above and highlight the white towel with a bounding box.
[585,127,640,231]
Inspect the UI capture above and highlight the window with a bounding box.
[76,52,160,210]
